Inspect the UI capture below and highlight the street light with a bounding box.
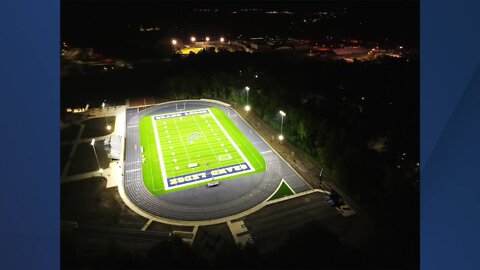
[191,36,196,42]
[90,139,102,175]
[279,110,286,140]
[205,36,210,42]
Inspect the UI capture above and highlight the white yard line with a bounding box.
[172,117,192,163]
[191,114,222,167]
[151,116,169,190]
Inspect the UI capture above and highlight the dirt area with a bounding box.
[61,124,81,142]
[193,223,236,259]
[61,177,147,228]
[67,142,110,175]
[80,116,116,139]
[61,143,73,173]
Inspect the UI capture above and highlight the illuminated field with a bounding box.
[179,47,204,54]
[179,47,220,54]
[140,108,266,195]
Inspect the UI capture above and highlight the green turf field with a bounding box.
[268,181,295,201]
[139,107,266,195]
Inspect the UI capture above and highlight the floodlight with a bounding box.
[191,36,196,42]
[172,39,177,45]
[220,37,225,42]
[245,86,250,91]
[245,105,251,112]
[90,138,95,146]
[106,125,112,131]
[206,37,210,41]
[279,135,284,141]
[279,110,286,117]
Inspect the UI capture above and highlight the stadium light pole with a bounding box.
[279,110,286,141]
[244,86,251,112]
[90,139,102,176]
[171,39,177,53]
[102,101,111,131]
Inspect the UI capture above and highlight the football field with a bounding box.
[139,107,266,195]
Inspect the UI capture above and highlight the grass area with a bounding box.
[67,141,110,175]
[140,107,265,195]
[61,144,73,173]
[61,178,147,227]
[61,124,81,142]
[81,116,115,139]
[179,47,205,55]
[268,181,295,201]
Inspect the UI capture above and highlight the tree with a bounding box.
[297,120,309,145]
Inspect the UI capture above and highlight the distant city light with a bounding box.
[245,86,250,91]
[205,37,210,41]
[171,39,177,45]
[220,37,225,42]
[255,74,258,78]
[99,169,103,173]
[399,46,403,49]
[191,36,196,42]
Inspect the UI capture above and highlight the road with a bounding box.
[71,224,171,246]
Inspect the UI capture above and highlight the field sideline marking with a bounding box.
[224,121,264,171]
[143,119,158,191]
[208,108,255,174]
[215,108,265,170]
[145,106,262,192]
[151,116,168,189]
